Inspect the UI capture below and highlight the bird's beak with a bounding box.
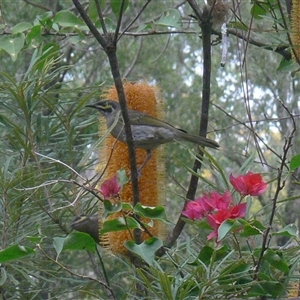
[86,103,97,109]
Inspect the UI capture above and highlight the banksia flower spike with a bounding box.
[96,82,166,256]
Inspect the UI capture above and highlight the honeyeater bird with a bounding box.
[71,215,99,243]
[87,100,219,168]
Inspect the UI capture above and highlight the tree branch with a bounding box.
[72,0,142,244]
[159,0,213,253]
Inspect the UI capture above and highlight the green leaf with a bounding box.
[197,245,214,265]
[53,233,96,257]
[137,23,153,32]
[260,281,284,298]
[0,268,7,285]
[63,232,96,252]
[218,260,251,284]
[35,43,60,71]
[53,10,85,27]
[26,25,42,48]
[102,199,123,219]
[237,152,256,175]
[0,33,25,61]
[111,0,129,16]
[35,11,53,26]
[218,219,240,241]
[277,58,298,72]
[228,21,248,31]
[26,235,44,244]
[0,114,15,128]
[69,28,86,44]
[124,237,163,266]
[12,22,33,34]
[263,249,289,274]
[88,0,100,21]
[134,203,170,223]
[273,224,298,237]
[290,153,300,171]
[247,283,268,296]
[100,217,141,234]
[53,237,65,257]
[0,244,35,263]
[95,18,116,32]
[250,3,267,19]
[117,168,129,186]
[190,245,229,266]
[156,9,181,28]
[240,219,266,236]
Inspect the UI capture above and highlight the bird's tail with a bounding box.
[178,132,219,149]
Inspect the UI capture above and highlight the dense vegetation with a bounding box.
[0,0,299,299]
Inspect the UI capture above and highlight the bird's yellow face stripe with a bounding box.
[98,102,114,112]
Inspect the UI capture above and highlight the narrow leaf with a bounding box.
[240,219,266,237]
[263,249,289,274]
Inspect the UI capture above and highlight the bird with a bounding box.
[86,99,219,169]
[71,215,99,243]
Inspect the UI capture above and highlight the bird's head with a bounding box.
[86,99,120,116]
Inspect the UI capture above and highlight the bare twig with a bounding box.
[37,244,116,299]
[254,100,296,279]
[94,0,107,35]
[118,0,152,41]
[35,152,86,181]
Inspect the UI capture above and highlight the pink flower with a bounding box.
[99,175,121,199]
[206,203,247,240]
[183,190,247,241]
[182,191,233,221]
[182,200,208,220]
[207,191,232,210]
[230,172,267,196]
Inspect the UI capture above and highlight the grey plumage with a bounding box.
[86,99,219,150]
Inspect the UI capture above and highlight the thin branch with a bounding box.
[37,244,116,298]
[254,100,296,279]
[94,0,107,35]
[23,0,50,11]
[72,0,142,245]
[187,0,203,22]
[118,0,152,41]
[72,0,107,48]
[113,0,126,44]
[35,152,86,181]
[160,1,213,253]
[123,37,143,78]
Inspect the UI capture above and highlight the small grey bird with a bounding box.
[87,100,219,167]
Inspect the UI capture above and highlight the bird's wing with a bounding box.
[130,110,180,131]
